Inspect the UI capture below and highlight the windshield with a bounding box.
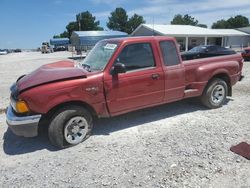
[80,41,119,71]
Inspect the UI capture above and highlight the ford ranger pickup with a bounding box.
[6,36,244,148]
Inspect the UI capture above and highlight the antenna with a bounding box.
[152,16,155,36]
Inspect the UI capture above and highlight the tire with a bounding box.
[201,78,228,109]
[48,105,93,148]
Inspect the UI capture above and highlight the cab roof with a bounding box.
[104,36,176,43]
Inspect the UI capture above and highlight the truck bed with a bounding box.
[182,53,243,98]
[183,53,242,66]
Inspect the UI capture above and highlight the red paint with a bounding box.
[17,36,243,118]
[18,61,87,91]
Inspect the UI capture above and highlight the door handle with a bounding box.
[151,73,160,80]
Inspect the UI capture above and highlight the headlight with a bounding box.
[16,100,30,113]
[11,99,30,113]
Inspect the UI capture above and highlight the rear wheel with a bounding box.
[48,105,93,148]
[201,78,228,109]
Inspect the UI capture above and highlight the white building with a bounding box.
[213,29,250,48]
[131,24,250,51]
[237,26,250,34]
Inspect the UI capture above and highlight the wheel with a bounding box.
[201,78,228,109]
[48,105,93,148]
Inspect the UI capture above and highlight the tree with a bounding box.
[60,31,70,38]
[211,19,228,29]
[107,8,145,34]
[76,11,103,31]
[66,21,79,37]
[54,11,103,38]
[127,14,145,34]
[53,35,61,38]
[170,14,207,28]
[212,15,249,29]
[107,8,128,32]
[227,15,249,28]
[171,14,198,25]
[53,31,70,38]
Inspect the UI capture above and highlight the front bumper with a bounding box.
[6,106,41,137]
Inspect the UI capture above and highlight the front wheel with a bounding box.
[48,105,93,148]
[201,78,228,109]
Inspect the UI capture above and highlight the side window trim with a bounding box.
[125,66,156,74]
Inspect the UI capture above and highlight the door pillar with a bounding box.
[185,36,189,51]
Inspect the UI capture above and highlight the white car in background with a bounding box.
[0,49,8,55]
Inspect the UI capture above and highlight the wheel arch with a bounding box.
[208,73,232,96]
[39,100,97,130]
[46,100,97,118]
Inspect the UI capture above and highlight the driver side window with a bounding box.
[116,43,156,71]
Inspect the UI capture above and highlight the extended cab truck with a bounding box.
[6,36,243,148]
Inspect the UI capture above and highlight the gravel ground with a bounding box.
[0,52,249,187]
[0,51,76,110]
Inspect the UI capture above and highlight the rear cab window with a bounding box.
[159,41,180,66]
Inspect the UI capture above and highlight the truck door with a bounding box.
[159,40,185,102]
[104,42,165,115]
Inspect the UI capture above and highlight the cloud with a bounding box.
[127,0,250,27]
[86,0,250,28]
[94,11,110,18]
[90,0,125,7]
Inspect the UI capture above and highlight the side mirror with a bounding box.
[110,63,126,75]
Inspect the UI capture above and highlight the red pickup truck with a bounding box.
[6,36,243,148]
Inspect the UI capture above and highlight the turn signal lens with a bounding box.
[16,100,29,113]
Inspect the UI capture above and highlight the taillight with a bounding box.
[239,58,244,71]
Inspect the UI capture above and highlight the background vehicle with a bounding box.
[53,46,67,52]
[6,36,243,148]
[0,49,8,55]
[13,49,22,53]
[181,45,236,60]
[242,47,250,61]
[41,42,53,53]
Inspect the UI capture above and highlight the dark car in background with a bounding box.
[242,47,250,61]
[181,45,236,61]
[13,49,22,53]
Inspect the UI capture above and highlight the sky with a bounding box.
[0,0,250,49]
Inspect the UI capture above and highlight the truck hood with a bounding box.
[17,60,87,92]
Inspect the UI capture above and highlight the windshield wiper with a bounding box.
[81,63,92,72]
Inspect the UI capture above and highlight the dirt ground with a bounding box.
[0,52,249,187]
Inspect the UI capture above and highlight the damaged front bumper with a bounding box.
[6,106,41,137]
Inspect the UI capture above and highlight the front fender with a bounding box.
[19,74,108,117]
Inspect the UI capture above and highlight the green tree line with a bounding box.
[54,8,250,39]
[54,8,145,38]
